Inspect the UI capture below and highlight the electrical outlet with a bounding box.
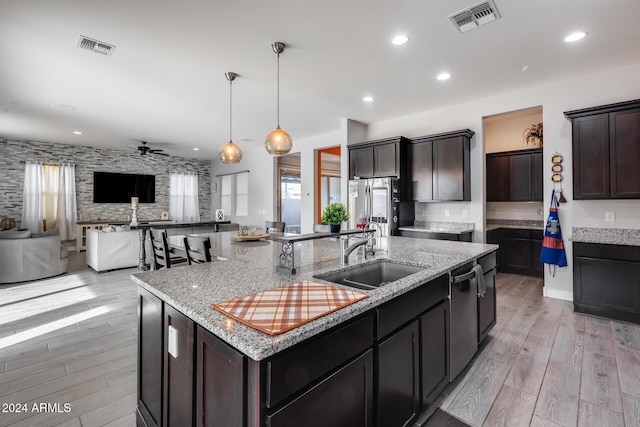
[462,210,469,218]
[606,212,616,222]
[444,210,450,217]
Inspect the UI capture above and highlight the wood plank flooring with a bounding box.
[2,254,640,426]
[439,273,640,427]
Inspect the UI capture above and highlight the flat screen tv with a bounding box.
[93,172,156,203]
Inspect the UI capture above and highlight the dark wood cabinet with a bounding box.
[486,148,543,202]
[419,300,449,406]
[487,228,543,277]
[565,99,640,199]
[164,305,195,427]
[137,288,163,427]
[348,137,408,180]
[409,141,433,201]
[378,321,420,427]
[477,252,497,343]
[409,130,473,202]
[573,242,640,324]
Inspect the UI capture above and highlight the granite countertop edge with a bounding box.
[570,227,640,247]
[399,221,475,234]
[132,237,498,361]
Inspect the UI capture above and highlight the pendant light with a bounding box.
[264,42,293,156]
[218,72,242,164]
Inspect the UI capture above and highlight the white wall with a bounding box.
[367,61,640,301]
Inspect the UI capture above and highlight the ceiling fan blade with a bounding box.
[154,152,170,156]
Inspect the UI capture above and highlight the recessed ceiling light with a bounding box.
[72,130,82,135]
[391,35,409,46]
[193,147,200,151]
[521,65,529,72]
[564,31,587,43]
[363,96,374,103]
[437,72,451,81]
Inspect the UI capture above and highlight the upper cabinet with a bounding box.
[348,136,409,180]
[565,99,640,199]
[409,129,474,202]
[486,148,543,202]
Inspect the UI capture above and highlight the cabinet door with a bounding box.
[374,143,399,177]
[573,113,610,199]
[610,108,640,198]
[137,288,163,427]
[164,304,194,427]
[420,301,449,407]
[531,235,544,277]
[378,321,419,427]
[433,137,468,201]
[532,151,543,201]
[409,141,433,201]
[509,153,533,201]
[267,350,374,427]
[502,231,532,274]
[478,269,496,343]
[486,155,509,202]
[196,326,246,427]
[350,147,374,178]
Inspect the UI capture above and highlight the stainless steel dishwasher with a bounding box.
[449,262,479,380]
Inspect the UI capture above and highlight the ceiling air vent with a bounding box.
[449,0,501,33]
[77,35,115,56]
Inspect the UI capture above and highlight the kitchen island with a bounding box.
[132,231,497,427]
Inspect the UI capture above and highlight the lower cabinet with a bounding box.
[378,321,420,427]
[419,300,449,406]
[399,230,473,242]
[477,252,497,343]
[487,228,543,277]
[137,288,163,427]
[573,242,640,324]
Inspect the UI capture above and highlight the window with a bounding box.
[169,173,200,222]
[219,171,249,217]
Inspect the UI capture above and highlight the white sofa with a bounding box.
[0,229,69,283]
[86,228,152,272]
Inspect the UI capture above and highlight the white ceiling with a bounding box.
[1,0,639,160]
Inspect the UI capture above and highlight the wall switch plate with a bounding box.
[168,325,179,358]
[444,210,450,217]
[606,212,616,222]
[462,210,469,218]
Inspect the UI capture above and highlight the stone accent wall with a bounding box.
[0,139,212,225]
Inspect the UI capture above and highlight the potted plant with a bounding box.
[321,202,350,233]
[523,123,543,147]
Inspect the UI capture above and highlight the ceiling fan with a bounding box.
[137,141,169,156]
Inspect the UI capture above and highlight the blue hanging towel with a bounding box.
[540,190,567,268]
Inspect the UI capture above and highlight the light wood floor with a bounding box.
[1,253,639,426]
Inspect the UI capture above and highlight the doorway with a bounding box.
[316,146,342,223]
[276,153,301,233]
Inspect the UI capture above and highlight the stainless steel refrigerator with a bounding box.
[347,178,413,236]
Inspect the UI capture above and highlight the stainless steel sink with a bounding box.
[315,261,425,290]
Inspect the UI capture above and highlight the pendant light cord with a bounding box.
[229,78,233,141]
[276,50,280,128]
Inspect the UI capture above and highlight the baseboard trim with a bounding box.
[543,287,573,301]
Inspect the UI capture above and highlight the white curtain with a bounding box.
[169,172,200,222]
[21,163,77,239]
[21,163,44,233]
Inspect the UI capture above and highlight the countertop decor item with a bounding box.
[321,202,350,233]
[219,72,243,164]
[264,42,293,156]
[523,122,543,147]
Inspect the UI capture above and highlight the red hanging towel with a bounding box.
[540,190,567,275]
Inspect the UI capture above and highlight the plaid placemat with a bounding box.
[212,280,368,335]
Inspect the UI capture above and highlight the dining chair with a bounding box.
[265,221,285,232]
[149,229,187,270]
[183,235,213,265]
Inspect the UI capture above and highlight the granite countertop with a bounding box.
[131,231,497,361]
[399,221,475,234]
[571,227,640,246]
[486,219,545,231]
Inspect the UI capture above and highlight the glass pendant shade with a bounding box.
[219,141,242,163]
[219,71,242,164]
[264,127,293,156]
[265,42,292,156]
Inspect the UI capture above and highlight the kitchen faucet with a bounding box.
[341,230,376,264]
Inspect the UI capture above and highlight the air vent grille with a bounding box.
[449,0,501,33]
[77,36,115,56]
